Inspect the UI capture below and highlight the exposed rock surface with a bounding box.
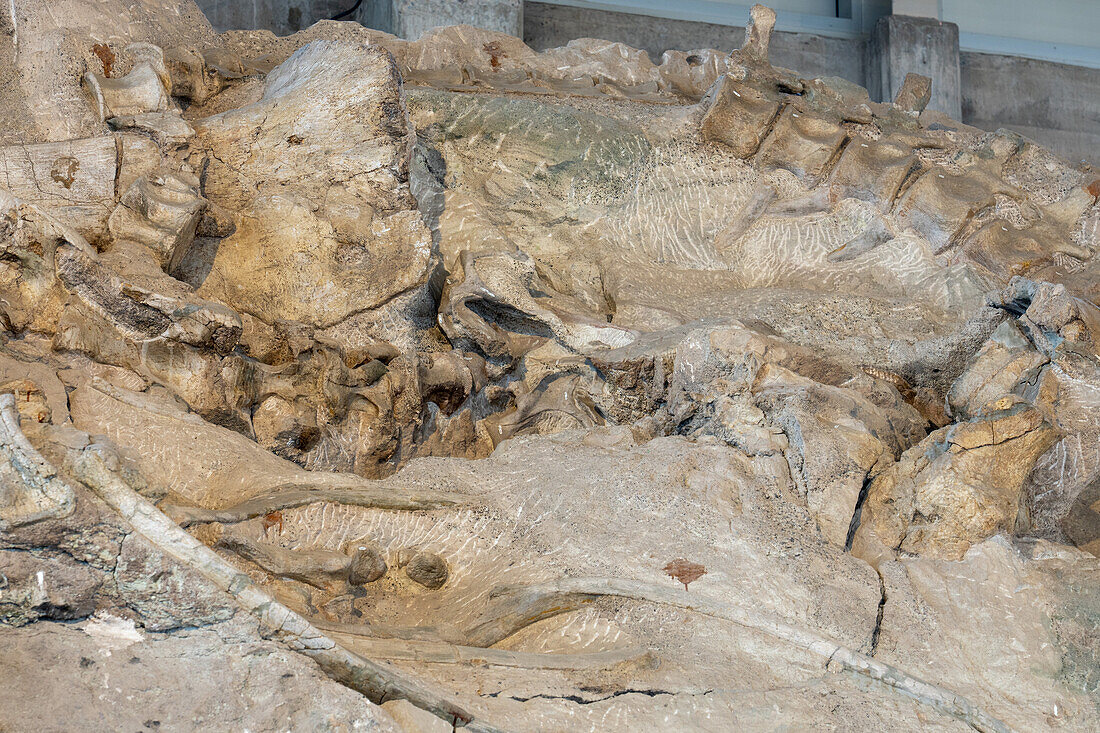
[1,2,1099,732]
[1,616,401,732]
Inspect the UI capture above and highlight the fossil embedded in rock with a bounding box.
[1,1,1099,731]
[404,551,449,590]
[348,545,388,585]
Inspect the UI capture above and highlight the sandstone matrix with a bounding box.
[1,3,1099,732]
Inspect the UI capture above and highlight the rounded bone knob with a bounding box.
[348,546,387,585]
[405,552,448,590]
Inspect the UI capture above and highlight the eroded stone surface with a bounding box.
[0,616,401,732]
[2,1,1100,732]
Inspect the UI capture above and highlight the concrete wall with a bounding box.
[524,1,866,84]
[961,52,1100,167]
[199,0,521,39]
[198,0,353,35]
[944,0,1100,51]
[388,0,521,39]
[866,14,960,118]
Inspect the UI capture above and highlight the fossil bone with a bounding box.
[2,1,1099,731]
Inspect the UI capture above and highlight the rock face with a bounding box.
[1,616,401,732]
[2,2,1099,732]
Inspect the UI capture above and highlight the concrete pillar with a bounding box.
[867,13,961,119]
[891,0,941,18]
[385,0,522,40]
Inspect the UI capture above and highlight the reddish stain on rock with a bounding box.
[261,511,283,536]
[50,156,79,189]
[1087,179,1100,199]
[664,558,706,590]
[483,41,505,69]
[92,43,115,77]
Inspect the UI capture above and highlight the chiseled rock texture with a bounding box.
[1,616,401,732]
[2,2,1099,732]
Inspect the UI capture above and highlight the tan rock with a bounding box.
[107,171,206,273]
[700,77,781,158]
[756,106,847,184]
[742,4,777,62]
[83,62,170,122]
[2,4,1100,731]
[893,72,932,113]
[830,138,915,209]
[0,137,118,241]
[658,48,728,99]
[382,699,451,733]
[404,552,449,590]
[192,41,432,329]
[856,406,1057,561]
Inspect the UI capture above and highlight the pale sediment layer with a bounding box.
[1,3,1099,732]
